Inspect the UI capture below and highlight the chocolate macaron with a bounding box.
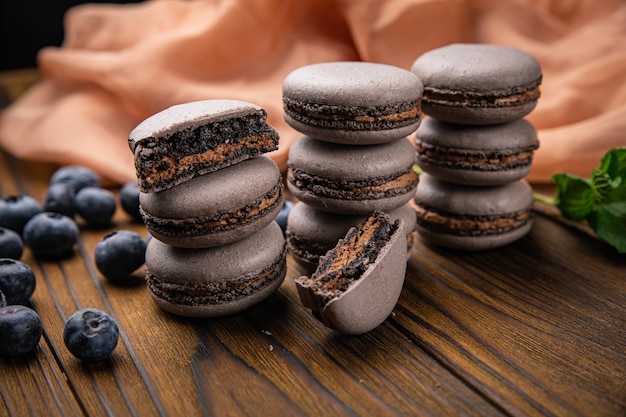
[145,221,286,317]
[295,211,406,335]
[287,202,417,271]
[414,117,539,186]
[283,61,423,144]
[411,43,542,125]
[412,174,534,251]
[287,136,418,215]
[140,155,283,248]
[129,99,280,193]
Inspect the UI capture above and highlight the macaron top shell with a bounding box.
[288,136,416,180]
[140,155,281,219]
[129,99,267,151]
[411,43,542,94]
[416,118,538,151]
[145,221,285,285]
[283,61,423,107]
[414,174,533,216]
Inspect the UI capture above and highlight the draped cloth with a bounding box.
[1,0,625,185]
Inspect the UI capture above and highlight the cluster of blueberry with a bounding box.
[0,166,145,361]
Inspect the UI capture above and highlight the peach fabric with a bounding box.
[1,0,625,185]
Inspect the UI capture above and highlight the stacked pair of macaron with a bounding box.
[409,43,542,251]
[283,61,424,272]
[281,62,424,335]
[129,99,287,317]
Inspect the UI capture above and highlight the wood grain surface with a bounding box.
[0,151,624,417]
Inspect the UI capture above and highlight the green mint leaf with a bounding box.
[587,204,626,254]
[597,147,626,180]
[551,173,595,220]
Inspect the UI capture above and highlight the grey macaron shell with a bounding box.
[145,221,286,317]
[297,219,407,335]
[140,156,283,248]
[287,202,416,271]
[287,136,418,214]
[129,99,265,151]
[413,174,534,250]
[415,118,539,185]
[283,61,423,144]
[411,43,541,124]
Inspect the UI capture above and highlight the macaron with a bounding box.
[129,99,280,193]
[145,221,286,317]
[140,155,283,248]
[295,211,407,335]
[282,61,423,144]
[414,117,539,186]
[412,174,534,251]
[411,43,542,125]
[287,136,418,215]
[286,202,417,271]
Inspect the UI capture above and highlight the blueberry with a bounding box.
[23,212,79,260]
[95,230,146,284]
[0,227,24,259]
[0,290,6,308]
[43,182,76,218]
[0,305,42,356]
[0,195,43,235]
[119,181,142,222]
[50,166,100,192]
[0,259,36,305]
[275,200,294,235]
[74,187,117,228]
[63,308,119,361]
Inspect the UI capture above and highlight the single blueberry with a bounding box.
[0,227,24,259]
[119,181,142,223]
[23,212,79,260]
[0,195,43,235]
[43,182,76,218]
[63,308,119,361]
[0,290,6,308]
[50,166,100,192]
[0,259,36,305]
[0,305,42,356]
[275,200,294,235]
[74,187,116,228]
[95,230,146,285]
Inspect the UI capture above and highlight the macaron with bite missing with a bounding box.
[412,174,534,251]
[283,61,423,145]
[286,202,417,272]
[411,43,542,125]
[414,117,539,186]
[129,99,280,193]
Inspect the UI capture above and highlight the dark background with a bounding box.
[0,0,143,71]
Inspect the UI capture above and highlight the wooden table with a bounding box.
[0,151,624,417]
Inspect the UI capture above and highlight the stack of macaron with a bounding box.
[409,43,542,251]
[129,99,288,317]
[282,61,424,272]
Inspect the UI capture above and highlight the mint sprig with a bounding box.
[543,147,626,253]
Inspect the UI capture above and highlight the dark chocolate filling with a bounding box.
[146,244,286,306]
[283,98,421,131]
[423,77,542,108]
[301,212,400,305]
[415,141,538,171]
[414,203,532,236]
[141,183,283,237]
[287,166,417,200]
[134,113,279,192]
